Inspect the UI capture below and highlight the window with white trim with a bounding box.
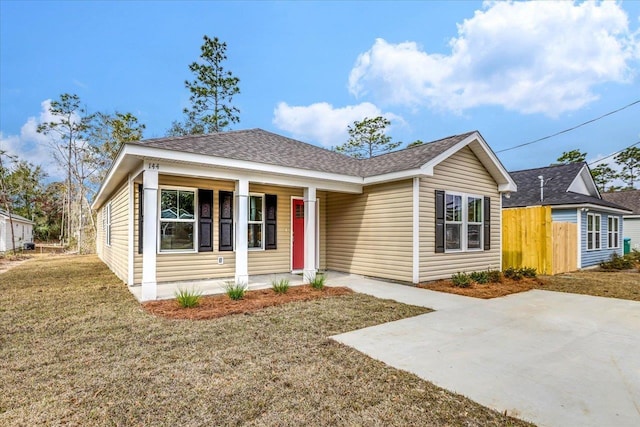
[159,188,195,251]
[445,192,483,251]
[608,216,619,249]
[587,213,601,250]
[105,203,112,246]
[248,194,264,249]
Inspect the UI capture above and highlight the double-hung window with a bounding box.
[159,188,196,251]
[587,213,601,250]
[445,193,483,251]
[445,194,463,250]
[248,194,264,249]
[608,216,619,249]
[467,196,483,250]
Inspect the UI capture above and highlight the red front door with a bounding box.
[292,199,305,270]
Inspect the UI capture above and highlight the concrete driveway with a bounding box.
[329,274,640,427]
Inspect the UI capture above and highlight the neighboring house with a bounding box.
[91,129,516,301]
[502,163,631,273]
[602,189,640,252]
[0,209,34,252]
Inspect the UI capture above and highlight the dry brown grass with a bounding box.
[538,270,640,301]
[0,255,530,426]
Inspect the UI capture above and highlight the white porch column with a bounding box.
[303,186,317,282]
[141,168,158,301]
[235,178,249,285]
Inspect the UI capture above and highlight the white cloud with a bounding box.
[349,1,638,116]
[273,101,402,147]
[0,99,68,181]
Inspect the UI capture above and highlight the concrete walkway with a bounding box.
[330,274,640,427]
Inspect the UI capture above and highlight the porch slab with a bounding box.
[128,272,303,302]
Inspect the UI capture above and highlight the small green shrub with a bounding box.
[627,250,640,263]
[487,269,502,283]
[503,267,523,281]
[307,273,326,290]
[520,267,537,278]
[451,272,471,288]
[469,271,489,284]
[599,253,635,270]
[175,288,202,308]
[271,278,290,294]
[224,282,247,300]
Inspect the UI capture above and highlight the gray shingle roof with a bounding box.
[133,128,475,178]
[503,163,628,210]
[601,190,640,214]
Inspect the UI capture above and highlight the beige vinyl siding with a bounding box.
[100,180,129,283]
[248,184,303,275]
[317,191,327,270]
[326,180,413,282]
[154,176,236,283]
[419,146,501,281]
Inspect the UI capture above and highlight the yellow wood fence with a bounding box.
[502,206,577,275]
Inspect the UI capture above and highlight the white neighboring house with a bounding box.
[602,190,640,251]
[0,209,34,252]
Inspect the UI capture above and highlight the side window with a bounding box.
[105,203,112,246]
[248,194,264,249]
[159,189,195,251]
[608,216,619,249]
[587,213,601,250]
[439,192,486,252]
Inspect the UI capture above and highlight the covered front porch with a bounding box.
[136,162,361,301]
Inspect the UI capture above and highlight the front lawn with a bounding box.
[538,271,640,301]
[0,255,529,426]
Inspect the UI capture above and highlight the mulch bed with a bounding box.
[418,277,544,299]
[143,285,353,320]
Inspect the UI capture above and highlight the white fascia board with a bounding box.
[159,162,363,194]
[126,144,363,186]
[91,146,136,210]
[420,132,517,192]
[363,168,426,185]
[623,214,640,219]
[550,203,632,215]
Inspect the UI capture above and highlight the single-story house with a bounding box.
[0,208,34,252]
[91,129,516,301]
[602,189,640,252]
[502,162,631,273]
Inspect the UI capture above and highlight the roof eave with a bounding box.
[92,143,367,209]
[547,203,632,215]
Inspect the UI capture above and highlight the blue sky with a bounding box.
[1,0,639,182]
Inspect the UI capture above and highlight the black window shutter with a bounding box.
[435,190,445,253]
[138,183,143,254]
[484,196,491,251]
[198,189,214,252]
[265,194,277,250]
[219,191,234,251]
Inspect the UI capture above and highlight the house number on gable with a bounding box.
[147,163,160,170]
